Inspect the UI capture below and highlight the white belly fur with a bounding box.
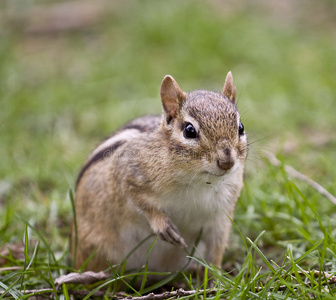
[117,167,243,273]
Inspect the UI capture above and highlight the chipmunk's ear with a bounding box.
[160,75,186,123]
[222,71,236,104]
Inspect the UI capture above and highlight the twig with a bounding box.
[0,288,218,299]
[128,288,218,300]
[54,271,109,288]
[262,150,336,205]
[0,289,54,297]
[297,270,336,284]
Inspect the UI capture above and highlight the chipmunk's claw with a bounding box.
[158,219,187,248]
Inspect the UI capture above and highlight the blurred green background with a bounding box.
[0,0,335,252]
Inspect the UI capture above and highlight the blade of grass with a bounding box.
[137,272,179,295]
[25,241,38,271]
[108,260,121,295]
[119,277,142,297]
[0,201,13,238]
[293,238,323,266]
[247,237,298,296]
[82,272,170,300]
[180,272,194,290]
[118,234,155,276]
[288,248,305,295]
[0,281,21,299]
[68,188,77,269]
[20,224,29,290]
[62,283,70,300]
[23,223,29,264]
[139,237,157,293]
[79,249,96,272]
[203,267,208,299]
[18,216,58,272]
[47,268,59,300]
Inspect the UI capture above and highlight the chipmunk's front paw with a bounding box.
[157,219,187,248]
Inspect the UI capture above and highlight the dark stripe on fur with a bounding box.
[76,140,125,188]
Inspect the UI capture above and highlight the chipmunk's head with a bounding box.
[160,72,248,178]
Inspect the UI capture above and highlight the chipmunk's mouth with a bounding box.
[203,171,225,177]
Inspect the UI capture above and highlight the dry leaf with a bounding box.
[54,271,109,288]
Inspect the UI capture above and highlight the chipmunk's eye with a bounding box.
[183,122,197,139]
[238,122,244,136]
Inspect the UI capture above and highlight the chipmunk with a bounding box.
[72,72,248,275]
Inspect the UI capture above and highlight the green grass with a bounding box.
[1,0,336,298]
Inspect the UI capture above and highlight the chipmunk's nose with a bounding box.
[217,148,235,171]
[217,159,234,171]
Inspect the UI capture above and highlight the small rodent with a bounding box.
[72,72,248,275]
